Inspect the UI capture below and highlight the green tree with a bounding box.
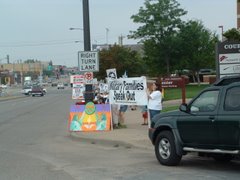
[129,0,187,76]
[223,28,240,41]
[24,59,40,63]
[94,45,146,80]
[177,20,218,83]
[43,69,54,77]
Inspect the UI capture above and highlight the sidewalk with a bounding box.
[70,99,191,150]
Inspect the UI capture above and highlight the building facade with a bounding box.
[0,62,49,85]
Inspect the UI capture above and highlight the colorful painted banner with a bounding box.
[108,76,148,105]
[68,102,111,132]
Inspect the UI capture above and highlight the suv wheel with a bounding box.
[155,131,182,166]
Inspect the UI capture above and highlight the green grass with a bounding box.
[161,84,210,112]
[162,105,179,112]
[163,84,210,101]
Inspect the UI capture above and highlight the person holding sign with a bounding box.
[148,83,162,122]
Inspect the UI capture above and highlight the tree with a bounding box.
[223,28,240,41]
[43,69,54,77]
[129,0,187,76]
[177,20,218,83]
[24,59,40,63]
[94,45,146,80]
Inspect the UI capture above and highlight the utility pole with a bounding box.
[118,35,125,46]
[106,28,109,45]
[82,0,91,51]
[6,55,9,64]
[218,25,224,42]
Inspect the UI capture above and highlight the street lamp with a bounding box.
[218,25,224,42]
[69,28,84,70]
[69,27,83,31]
[69,29,84,43]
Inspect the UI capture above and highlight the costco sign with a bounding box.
[217,41,240,78]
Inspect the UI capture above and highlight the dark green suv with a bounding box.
[149,76,240,166]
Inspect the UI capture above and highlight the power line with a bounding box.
[0,40,83,47]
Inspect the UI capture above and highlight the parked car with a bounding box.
[198,68,216,75]
[31,86,44,96]
[57,83,64,89]
[43,88,47,94]
[21,86,32,95]
[149,75,240,166]
[51,82,58,87]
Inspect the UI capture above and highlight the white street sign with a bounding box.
[78,51,99,72]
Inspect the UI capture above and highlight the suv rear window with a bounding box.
[214,76,240,86]
[224,86,240,111]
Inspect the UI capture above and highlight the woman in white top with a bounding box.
[148,82,162,121]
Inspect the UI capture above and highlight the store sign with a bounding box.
[161,77,183,88]
[161,77,186,103]
[217,41,240,78]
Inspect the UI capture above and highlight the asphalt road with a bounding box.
[0,88,240,180]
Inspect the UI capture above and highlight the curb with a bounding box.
[69,132,134,149]
[69,131,153,151]
[0,95,28,102]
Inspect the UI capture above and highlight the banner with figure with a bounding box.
[68,102,111,132]
[106,68,117,80]
[108,76,148,105]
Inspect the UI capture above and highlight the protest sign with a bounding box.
[68,102,111,132]
[72,84,85,100]
[106,68,117,79]
[108,77,148,105]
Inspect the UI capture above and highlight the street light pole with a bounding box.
[106,28,109,45]
[82,0,91,51]
[218,25,224,42]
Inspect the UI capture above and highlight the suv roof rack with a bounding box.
[213,75,240,86]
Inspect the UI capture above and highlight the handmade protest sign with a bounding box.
[108,76,148,105]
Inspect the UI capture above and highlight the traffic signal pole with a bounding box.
[82,0,91,51]
[82,0,93,102]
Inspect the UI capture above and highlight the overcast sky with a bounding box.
[0,0,236,67]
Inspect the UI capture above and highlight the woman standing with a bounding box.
[148,83,162,121]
